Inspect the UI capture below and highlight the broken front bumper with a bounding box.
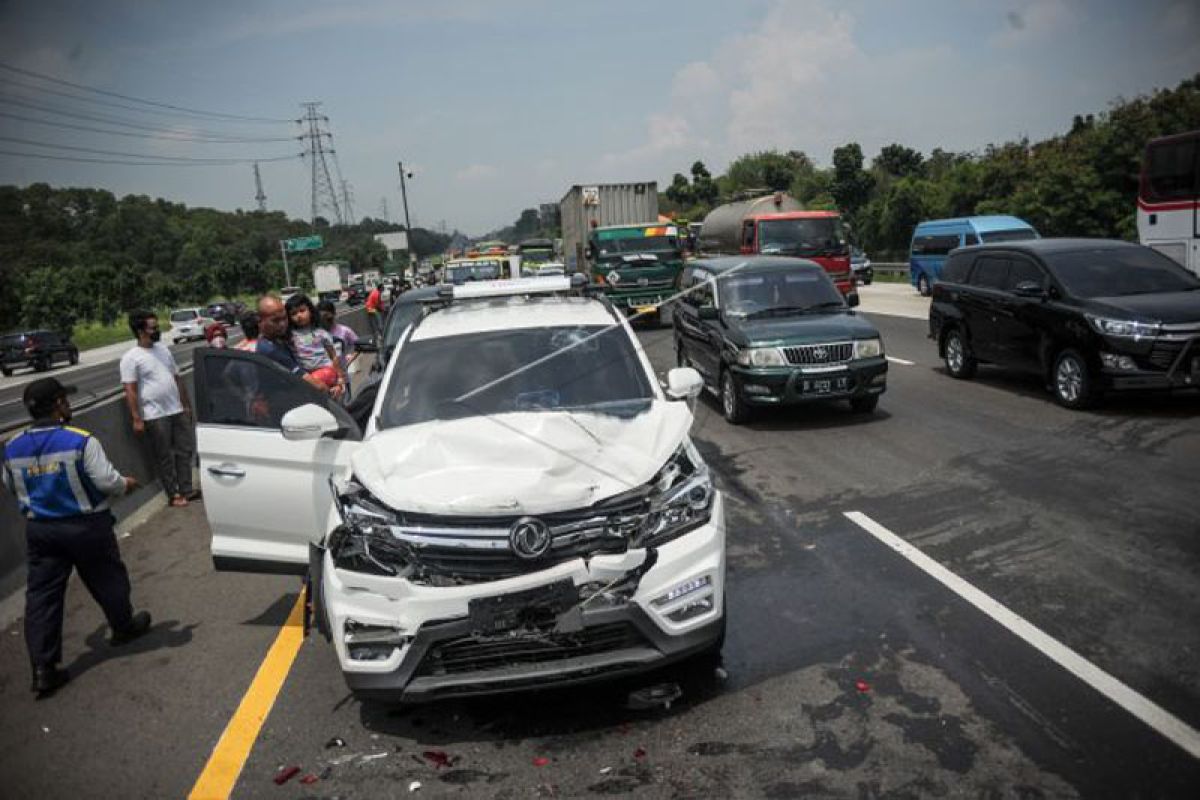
[322,493,726,702]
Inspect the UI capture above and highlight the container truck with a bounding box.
[700,193,854,295]
[312,261,350,304]
[560,182,684,323]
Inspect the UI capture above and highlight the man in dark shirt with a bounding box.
[255,296,328,392]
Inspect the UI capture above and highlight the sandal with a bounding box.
[170,495,189,507]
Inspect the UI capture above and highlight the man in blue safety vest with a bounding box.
[1,378,152,697]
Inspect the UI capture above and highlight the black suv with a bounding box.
[929,239,1200,408]
[673,256,888,423]
[1,329,80,376]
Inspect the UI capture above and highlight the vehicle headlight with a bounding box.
[1084,314,1160,339]
[736,347,786,367]
[637,441,714,547]
[328,477,409,576]
[853,337,883,359]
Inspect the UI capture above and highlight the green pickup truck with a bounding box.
[586,223,685,325]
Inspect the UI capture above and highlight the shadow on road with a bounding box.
[63,619,197,681]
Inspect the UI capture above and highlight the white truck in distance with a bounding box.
[314,262,349,305]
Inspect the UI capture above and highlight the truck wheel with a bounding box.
[917,273,931,297]
[721,370,750,425]
[658,302,673,329]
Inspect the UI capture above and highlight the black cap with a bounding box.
[23,377,77,417]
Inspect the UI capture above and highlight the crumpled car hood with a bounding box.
[353,401,693,515]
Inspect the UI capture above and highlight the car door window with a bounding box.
[692,271,713,307]
[193,348,360,436]
[963,231,980,246]
[970,257,1010,289]
[1006,257,1046,291]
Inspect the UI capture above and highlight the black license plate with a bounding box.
[800,376,850,395]
[468,579,579,634]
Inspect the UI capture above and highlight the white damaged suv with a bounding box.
[192,278,726,702]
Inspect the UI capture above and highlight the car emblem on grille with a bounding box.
[509,517,552,559]
[606,270,621,285]
[812,346,828,361]
[637,276,649,287]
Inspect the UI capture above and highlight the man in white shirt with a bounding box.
[120,310,196,508]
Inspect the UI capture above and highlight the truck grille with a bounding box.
[417,623,646,676]
[782,342,853,366]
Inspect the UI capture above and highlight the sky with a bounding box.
[0,0,1196,235]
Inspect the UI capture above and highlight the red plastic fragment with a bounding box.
[855,679,871,693]
[532,756,551,767]
[273,766,301,785]
[299,774,319,785]
[422,750,452,769]
[633,746,647,760]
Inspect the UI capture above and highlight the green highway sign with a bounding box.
[283,235,323,252]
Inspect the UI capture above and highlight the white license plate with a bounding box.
[802,377,849,395]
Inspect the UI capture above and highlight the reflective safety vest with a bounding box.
[2,425,107,519]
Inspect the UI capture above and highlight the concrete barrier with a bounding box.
[0,305,371,602]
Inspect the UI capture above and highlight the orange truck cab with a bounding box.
[700,194,854,295]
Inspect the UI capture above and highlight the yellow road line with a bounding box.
[188,592,306,800]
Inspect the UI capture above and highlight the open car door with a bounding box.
[192,348,363,574]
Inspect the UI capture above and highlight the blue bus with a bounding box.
[909,216,1038,295]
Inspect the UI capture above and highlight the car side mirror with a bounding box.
[698,305,719,320]
[281,403,342,441]
[665,367,704,400]
[846,292,860,308]
[354,337,379,353]
[1012,282,1045,298]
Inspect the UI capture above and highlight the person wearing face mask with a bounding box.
[204,322,228,349]
[119,310,197,508]
[2,378,151,697]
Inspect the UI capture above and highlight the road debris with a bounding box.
[532,756,551,767]
[855,679,871,693]
[325,736,347,748]
[633,746,647,760]
[272,766,301,785]
[299,774,319,785]
[409,780,422,792]
[599,766,612,775]
[626,682,682,710]
[422,749,454,769]
[360,752,388,763]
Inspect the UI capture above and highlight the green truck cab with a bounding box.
[586,223,685,324]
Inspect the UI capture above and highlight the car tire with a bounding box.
[173,338,182,346]
[34,357,49,372]
[917,273,931,297]
[0,366,11,377]
[658,302,673,329]
[68,349,79,365]
[721,369,750,425]
[943,328,977,379]
[849,395,879,414]
[1051,348,1099,410]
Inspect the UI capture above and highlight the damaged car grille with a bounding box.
[386,496,650,582]
[416,622,648,676]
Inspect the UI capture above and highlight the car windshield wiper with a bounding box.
[808,301,847,311]
[743,305,816,318]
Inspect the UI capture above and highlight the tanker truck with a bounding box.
[700,193,854,295]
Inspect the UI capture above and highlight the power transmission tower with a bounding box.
[298,102,343,226]
[379,196,390,223]
[340,179,356,225]
[253,162,267,212]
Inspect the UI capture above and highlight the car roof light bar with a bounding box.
[450,276,572,300]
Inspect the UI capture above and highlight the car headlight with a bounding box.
[329,477,409,576]
[853,337,883,359]
[1084,314,1159,339]
[736,347,786,367]
[636,441,714,547]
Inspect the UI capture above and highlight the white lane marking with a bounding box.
[886,356,915,366]
[843,510,1200,761]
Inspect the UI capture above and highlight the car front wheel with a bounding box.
[943,328,977,379]
[917,273,931,297]
[1051,349,1099,410]
[721,370,750,424]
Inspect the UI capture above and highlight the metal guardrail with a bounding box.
[869,262,910,275]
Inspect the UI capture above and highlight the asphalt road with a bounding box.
[1,311,1198,798]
